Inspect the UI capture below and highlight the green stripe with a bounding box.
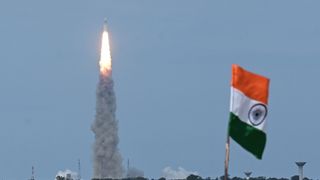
[228,112,266,159]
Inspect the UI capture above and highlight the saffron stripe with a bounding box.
[231,64,270,104]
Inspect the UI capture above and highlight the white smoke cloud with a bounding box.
[162,166,198,179]
[55,169,78,180]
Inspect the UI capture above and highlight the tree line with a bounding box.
[57,175,311,180]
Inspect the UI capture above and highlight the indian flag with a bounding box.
[229,64,270,159]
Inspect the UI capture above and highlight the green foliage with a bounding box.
[231,176,244,180]
[219,175,230,180]
[291,175,299,180]
[88,175,310,180]
[186,174,202,180]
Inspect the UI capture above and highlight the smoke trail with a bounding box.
[91,21,124,179]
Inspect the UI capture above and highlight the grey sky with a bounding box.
[0,1,320,180]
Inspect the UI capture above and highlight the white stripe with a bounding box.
[230,87,267,132]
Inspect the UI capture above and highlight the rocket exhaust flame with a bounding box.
[99,31,112,75]
[92,20,124,179]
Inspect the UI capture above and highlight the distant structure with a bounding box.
[295,162,306,180]
[244,172,252,180]
[29,166,35,180]
[78,159,81,180]
[127,159,130,177]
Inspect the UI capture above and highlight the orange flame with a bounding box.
[99,31,112,75]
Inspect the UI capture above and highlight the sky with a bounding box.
[0,1,320,180]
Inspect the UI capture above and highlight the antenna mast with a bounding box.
[30,166,35,180]
[78,159,81,180]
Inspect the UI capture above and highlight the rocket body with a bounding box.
[103,19,108,32]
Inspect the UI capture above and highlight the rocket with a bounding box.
[103,18,108,32]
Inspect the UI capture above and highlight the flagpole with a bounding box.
[224,135,230,180]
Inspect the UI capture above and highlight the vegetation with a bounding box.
[56,175,312,180]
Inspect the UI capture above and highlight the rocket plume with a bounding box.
[99,30,112,75]
[91,20,124,179]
